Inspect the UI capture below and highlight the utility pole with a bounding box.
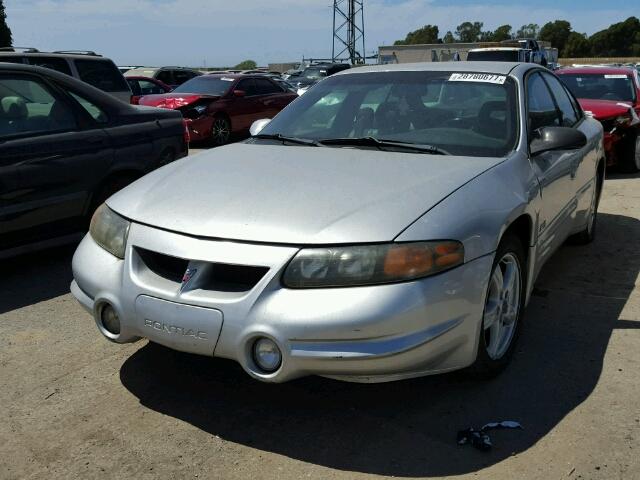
[332,0,365,64]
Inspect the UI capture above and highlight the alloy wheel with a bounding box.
[483,252,522,360]
[212,117,230,146]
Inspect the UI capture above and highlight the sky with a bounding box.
[5,0,639,67]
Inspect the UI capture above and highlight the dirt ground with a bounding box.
[1,171,639,480]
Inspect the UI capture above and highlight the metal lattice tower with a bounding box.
[332,0,365,64]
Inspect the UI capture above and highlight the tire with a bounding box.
[158,148,175,167]
[619,130,640,173]
[470,234,526,378]
[88,175,137,221]
[568,170,603,245]
[210,115,231,147]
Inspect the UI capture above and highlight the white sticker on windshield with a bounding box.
[220,77,235,81]
[604,74,628,79]
[448,73,506,84]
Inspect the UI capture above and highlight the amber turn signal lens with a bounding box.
[384,245,434,277]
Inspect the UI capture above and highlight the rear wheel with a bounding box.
[619,130,640,173]
[210,115,231,146]
[470,234,526,377]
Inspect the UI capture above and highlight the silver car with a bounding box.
[71,62,604,383]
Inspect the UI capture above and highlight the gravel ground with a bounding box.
[1,167,639,480]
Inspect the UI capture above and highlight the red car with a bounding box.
[126,76,172,105]
[138,74,298,145]
[557,67,640,172]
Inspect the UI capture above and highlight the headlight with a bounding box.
[193,104,208,115]
[89,204,131,259]
[282,241,464,288]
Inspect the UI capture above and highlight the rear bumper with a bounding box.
[71,225,494,383]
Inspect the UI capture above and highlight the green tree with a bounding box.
[0,0,12,48]
[563,32,591,57]
[394,24,440,45]
[516,23,539,39]
[539,20,572,55]
[233,59,257,70]
[455,21,483,42]
[492,24,513,42]
[442,31,455,44]
[589,16,640,56]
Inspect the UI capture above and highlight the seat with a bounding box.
[48,100,76,131]
[353,107,374,137]
[475,101,507,139]
[374,101,410,136]
[0,96,29,135]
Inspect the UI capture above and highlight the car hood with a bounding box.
[138,93,220,109]
[107,144,504,245]
[577,98,633,119]
[289,77,319,88]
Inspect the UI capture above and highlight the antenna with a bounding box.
[332,0,365,64]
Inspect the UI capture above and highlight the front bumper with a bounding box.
[184,116,214,142]
[71,224,493,383]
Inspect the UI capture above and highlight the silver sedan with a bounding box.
[71,62,604,383]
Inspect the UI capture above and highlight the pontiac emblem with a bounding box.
[180,267,197,293]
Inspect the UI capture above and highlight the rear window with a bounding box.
[467,50,520,62]
[74,59,129,92]
[173,76,235,96]
[27,56,72,76]
[0,56,25,65]
[559,73,636,103]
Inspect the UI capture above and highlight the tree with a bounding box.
[442,31,455,44]
[394,24,440,45]
[492,24,513,42]
[233,59,257,70]
[455,21,483,42]
[539,20,572,55]
[589,16,640,57]
[563,32,590,58]
[0,0,12,48]
[515,23,539,39]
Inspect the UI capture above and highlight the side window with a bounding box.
[173,70,193,86]
[527,72,560,133]
[127,79,142,96]
[68,91,108,124]
[236,79,258,96]
[156,70,173,85]
[253,78,281,95]
[0,75,77,137]
[138,80,165,94]
[541,72,579,127]
[0,56,26,65]
[27,57,72,76]
[74,59,129,92]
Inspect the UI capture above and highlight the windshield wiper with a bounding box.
[253,133,321,146]
[318,137,449,155]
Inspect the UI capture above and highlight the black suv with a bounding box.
[0,63,188,257]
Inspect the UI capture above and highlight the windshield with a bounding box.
[172,76,234,96]
[559,73,636,102]
[301,67,327,80]
[467,50,520,62]
[259,70,519,157]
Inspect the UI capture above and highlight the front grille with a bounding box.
[135,248,269,293]
[137,248,188,283]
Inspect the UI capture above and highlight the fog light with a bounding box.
[100,304,121,335]
[252,337,282,373]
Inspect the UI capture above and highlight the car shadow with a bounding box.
[0,244,76,315]
[119,212,640,477]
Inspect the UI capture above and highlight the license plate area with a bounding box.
[135,295,223,356]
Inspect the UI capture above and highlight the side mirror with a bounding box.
[530,126,587,156]
[233,89,246,98]
[250,118,271,136]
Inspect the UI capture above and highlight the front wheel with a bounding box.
[619,130,640,173]
[210,115,231,147]
[470,234,526,377]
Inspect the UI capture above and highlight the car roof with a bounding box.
[202,73,243,79]
[469,47,522,52]
[0,62,134,109]
[557,66,636,76]
[336,61,526,76]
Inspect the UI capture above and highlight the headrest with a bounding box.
[1,96,28,120]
